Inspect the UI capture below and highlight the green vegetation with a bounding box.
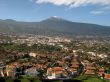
[0,43,61,53]
[76,74,109,82]
[5,77,13,82]
[1,75,110,82]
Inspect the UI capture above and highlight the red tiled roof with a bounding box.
[105,74,110,79]
[54,67,62,71]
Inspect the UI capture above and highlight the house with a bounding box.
[54,67,62,78]
[70,60,80,73]
[98,67,105,76]
[105,74,110,79]
[85,64,96,75]
[6,66,15,77]
[46,67,63,79]
[70,64,79,72]
[6,69,15,77]
[47,67,55,79]
[29,52,37,57]
[25,67,38,76]
[6,62,20,77]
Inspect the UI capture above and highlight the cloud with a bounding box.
[35,0,110,14]
[90,5,110,15]
[36,0,110,7]
[90,10,105,15]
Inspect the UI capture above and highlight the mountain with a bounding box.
[0,17,110,36]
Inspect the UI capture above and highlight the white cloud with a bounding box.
[35,0,110,14]
[36,0,110,7]
[90,10,105,15]
[90,5,110,15]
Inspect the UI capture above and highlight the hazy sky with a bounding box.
[0,0,110,26]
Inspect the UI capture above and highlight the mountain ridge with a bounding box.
[0,17,110,36]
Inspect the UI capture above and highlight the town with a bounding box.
[0,33,110,82]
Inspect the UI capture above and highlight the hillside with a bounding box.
[0,17,110,36]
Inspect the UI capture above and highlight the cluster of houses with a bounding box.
[12,36,71,46]
[0,51,110,80]
[46,57,82,79]
[81,60,110,80]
